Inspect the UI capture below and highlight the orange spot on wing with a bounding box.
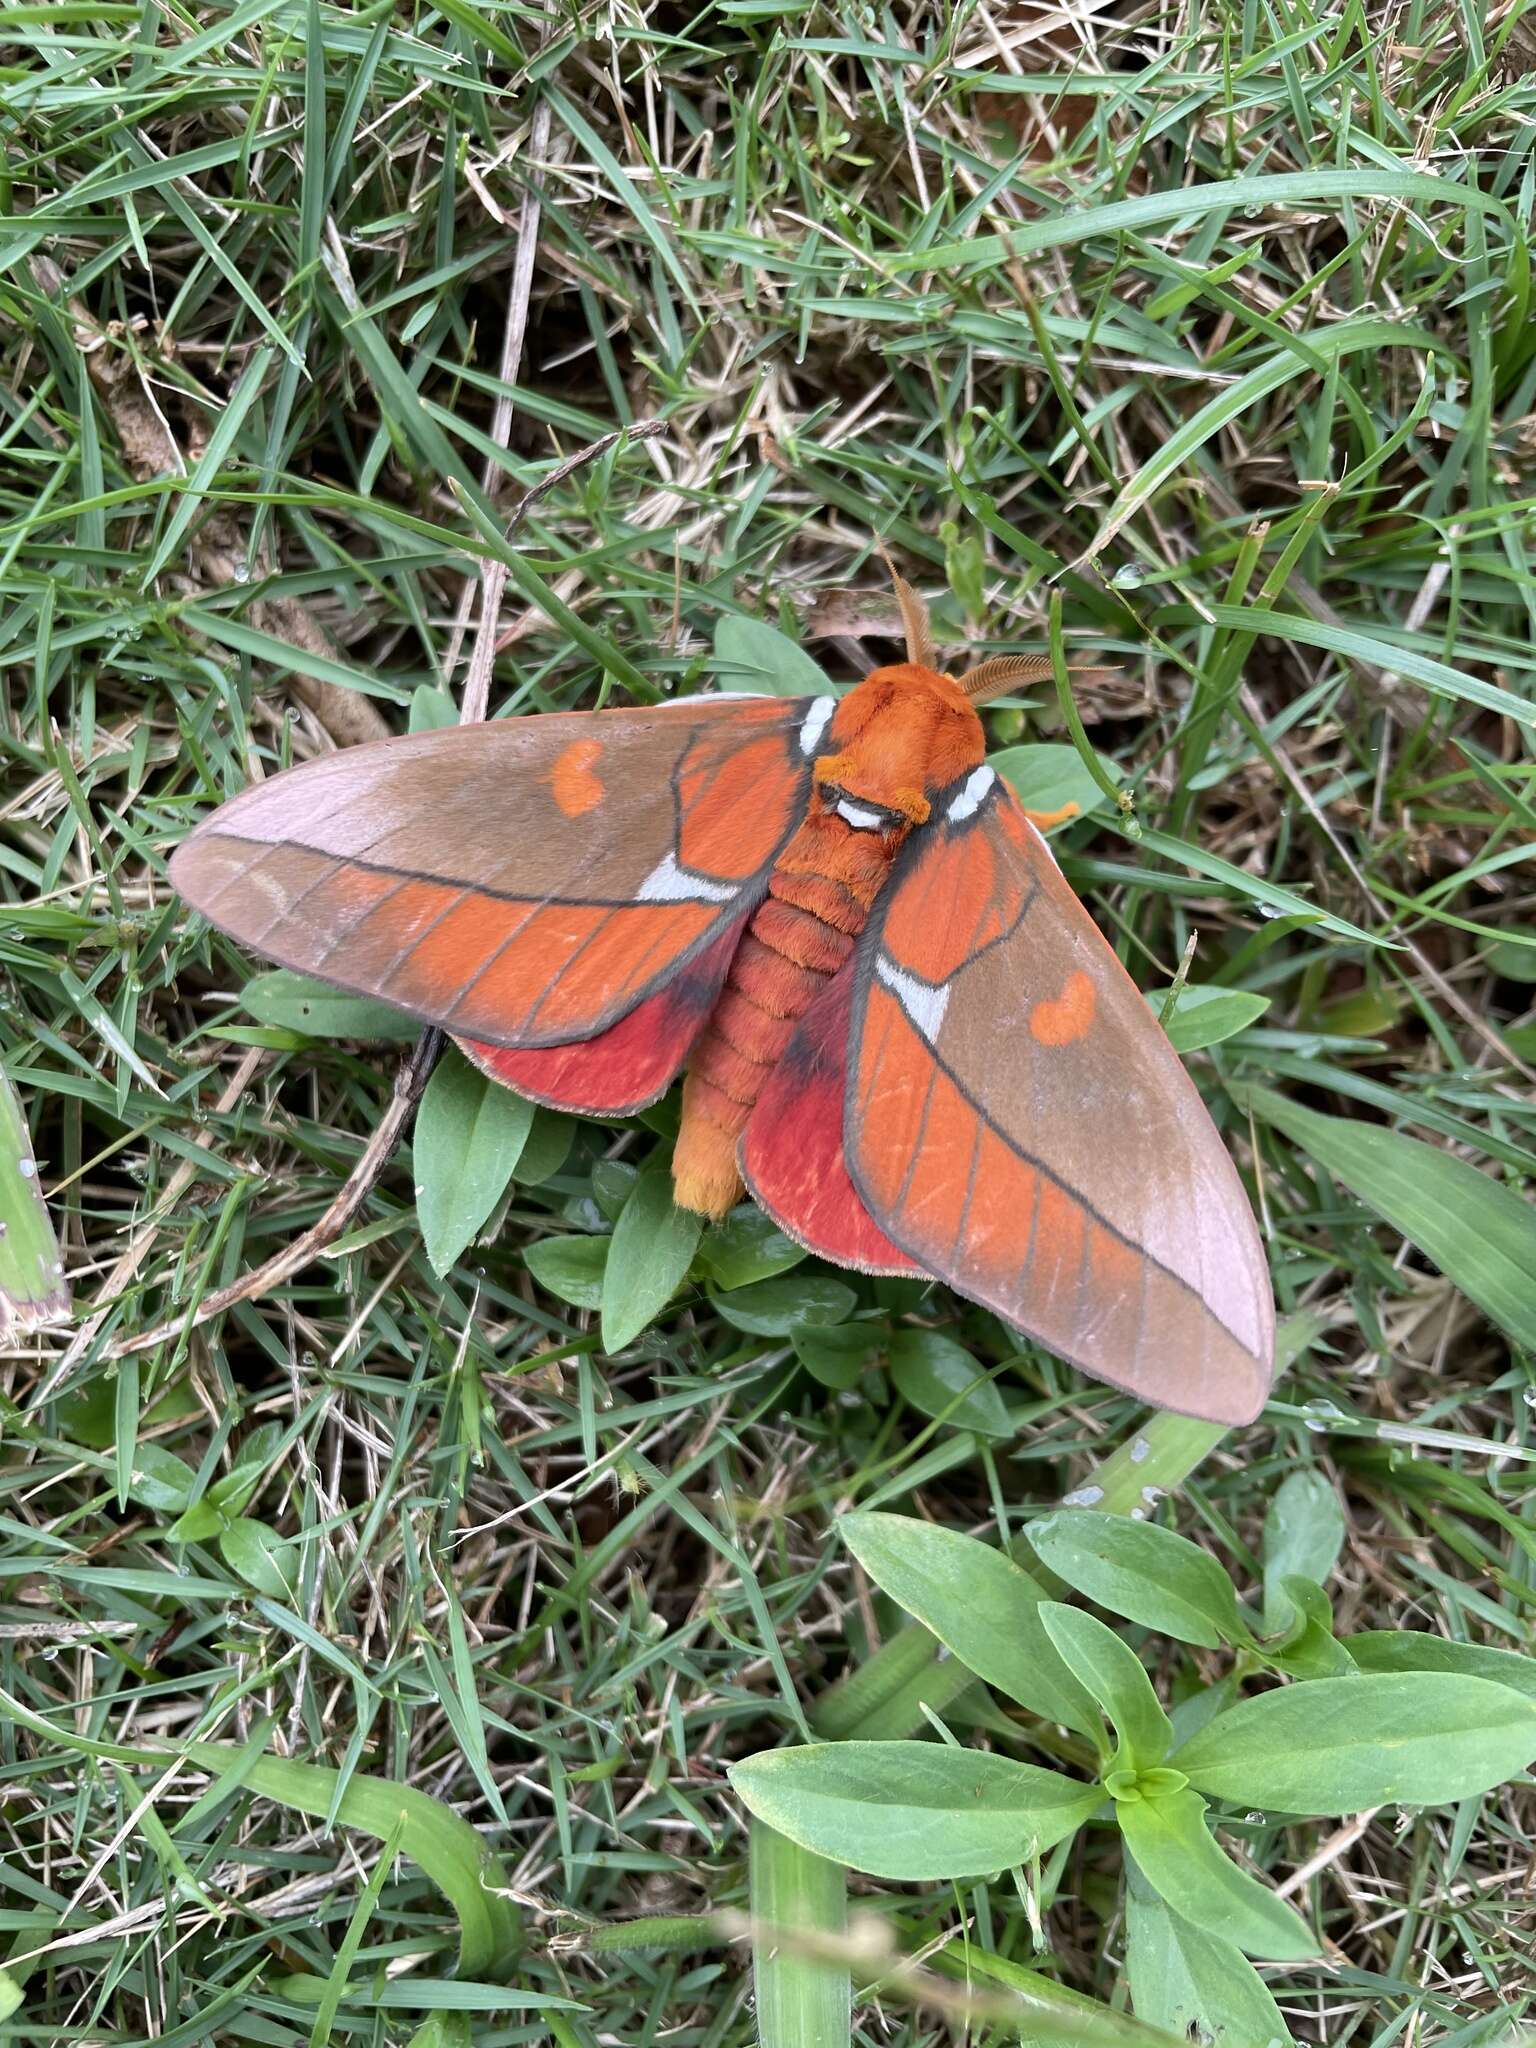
[1029,967,1096,1047]
[1023,800,1079,831]
[549,738,604,817]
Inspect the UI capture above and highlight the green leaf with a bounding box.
[0,1695,522,1980]
[749,1825,849,2048]
[794,1322,881,1389]
[1039,1604,1172,1767]
[601,1158,704,1350]
[1143,984,1270,1054]
[524,1236,609,1310]
[713,614,831,696]
[887,1330,1012,1438]
[1157,602,1536,734]
[992,743,1114,830]
[408,684,459,732]
[1176,1673,1536,1813]
[1347,1632,1536,1701]
[728,1742,1101,1881]
[589,1160,639,1222]
[1246,1087,1536,1351]
[895,169,1510,276]
[1130,827,1383,948]
[240,969,420,1041]
[697,1206,808,1289]
[126,1445,199,1515]
[510,1109,576,1187]
[1125,1862,1293,2048]
[710,1273,856,1335]
[839,1513,1102,1737]
[1266,1580,1355,1680]
[166,1499,228,1544]
[932,1939,1197,2048]
[415,1049,535,1276]
[221,1518,299,1600]
[0,1065,69,1337]
[1028,1511,1248,1649]
[1262,1470,1345,1634]
[1118,1790,1317,1960]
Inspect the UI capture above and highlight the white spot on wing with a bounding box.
[945,764,995,822]
[799,695,836,756]
[637,851,737,904]
[836,799,883,830]
[875,955,950,1042]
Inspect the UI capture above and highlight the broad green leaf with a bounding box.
[1266,1579,1355,1680]
[1028,1511,1248,1649]
[589,1160,639,1222]
[1347,1633,1536,1702]
[698,1206,808,1289]
[1262,1470,1345,1633]
[126,1445,198,1515]
[1486,934,1536,982]
[887,1330,1012,1439]
[408,684,458,732]
[710,1273,856,1335]
[241,969,419,1041]
[221,1518,299,1600]
[713,614,831,696]
[750,1825,849,2048]
[166,1500,227,1544]
[524,1236,608,1310]
[510,1110,576,1187]
[1118,1790,1317,1960]
[0,1065,69,1337]
[794,1322,881,1390]
[1039,1604,1171,1767]
[1143,984,1270,1054]
[1176,1674,1536,1813]
[415,1048,534,1275]
[729,1742,1100,1880]
[839,1513,1101,1737]
[601,1159,704,1350]
[1125,1863,1293,2048]
[993,742,1113,830]
[1246,1087,1536,1351]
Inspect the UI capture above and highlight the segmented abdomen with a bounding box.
[672,814,901,1218]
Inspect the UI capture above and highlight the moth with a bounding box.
[172,574,1273,1424]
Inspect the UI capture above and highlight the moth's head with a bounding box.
[811,545,1052,834]
[814,663,982,829]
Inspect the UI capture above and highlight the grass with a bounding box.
[3,0,1536,2042]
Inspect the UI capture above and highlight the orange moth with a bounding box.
[172,571,1273,1424]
